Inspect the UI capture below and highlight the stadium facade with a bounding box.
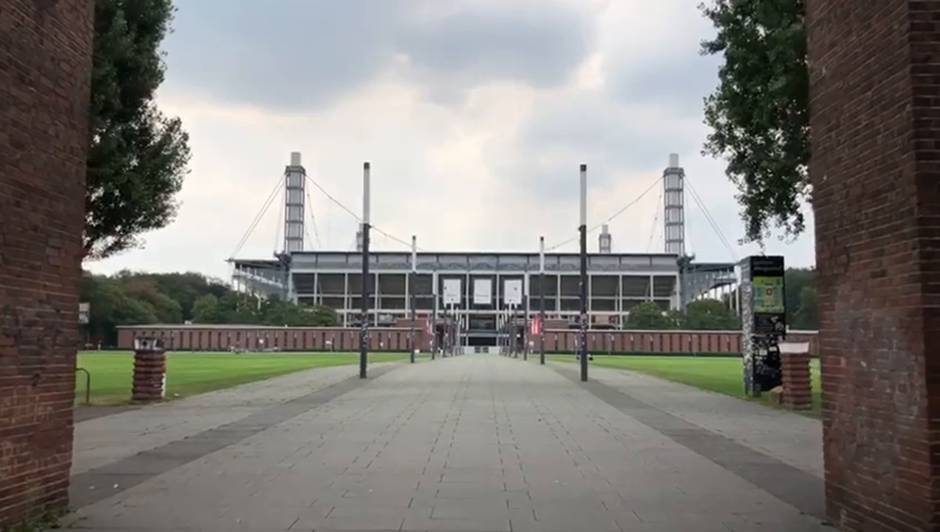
[230,153,739,349]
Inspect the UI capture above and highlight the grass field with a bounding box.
[75,351,414,405]
[553,355,822,415]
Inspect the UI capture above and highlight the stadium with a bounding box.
[208,153,744,353]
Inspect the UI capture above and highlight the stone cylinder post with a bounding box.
[133,338,167,403]
[779,342,812,411]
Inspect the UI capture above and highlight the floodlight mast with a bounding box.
[579,164,588,382]
[359,162,370,379]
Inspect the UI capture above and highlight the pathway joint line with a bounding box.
[552,363,827,521]
[69,364,400,509]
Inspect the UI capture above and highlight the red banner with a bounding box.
[530,316,543,336]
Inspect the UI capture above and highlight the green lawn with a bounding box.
[74,351,414,405]
[552,355,821,415]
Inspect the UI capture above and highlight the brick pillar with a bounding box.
[132,340,168,403]
[780,350,812,411]
[0,1,93,528]
[808,1,940,529]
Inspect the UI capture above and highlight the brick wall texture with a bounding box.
[117,325,820,356]
[0,0,93,528]
[808,1,940,530]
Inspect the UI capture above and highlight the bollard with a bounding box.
[779,342,812,411]
[132,338,167,403]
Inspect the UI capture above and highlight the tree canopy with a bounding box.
[80,272,337,346]
[625,302,678,330]
[784,267,817,330]
[684,299,740,330]
[85,0,190,258]
[700,0,809,242]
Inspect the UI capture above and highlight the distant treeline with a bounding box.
[623,267,817,331]
[80,268,818,345]
[80,271,337,346]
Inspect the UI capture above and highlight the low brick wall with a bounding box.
[117,325,819,356]
[118,326,432,353]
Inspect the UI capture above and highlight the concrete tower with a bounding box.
[598,224,611,254]
[283,152,305,254]
[663,153,685,256]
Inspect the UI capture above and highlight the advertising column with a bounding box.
[740,256,786,396]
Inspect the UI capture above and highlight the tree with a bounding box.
[85,0,190,258]
[625,302,676,330]
[784,267,817,329]
[192,294,223,324]
[81,274,159,345]
[120,276,183,323]
[683,298,740,330]
[792,285,818,330]
[700,1,809,242]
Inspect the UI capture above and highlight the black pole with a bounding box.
[539,237,546,365]
[410,271,416,363]
[360,162,370,379]
[410,235,417,364]
[579,164,588,382]
[523,296,529,361]
[431,291,437,360]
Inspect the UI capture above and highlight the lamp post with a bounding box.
[579,164,588,382]
[359,162,370,379]
[410,235,417,364]
[539,236,546,365]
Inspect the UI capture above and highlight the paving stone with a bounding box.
[60,355,827,532]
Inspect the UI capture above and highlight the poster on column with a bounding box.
[473,279,492,305]
[504,279,523,306]
[443,279,462,305]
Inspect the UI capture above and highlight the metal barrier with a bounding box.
[75,367,91,405]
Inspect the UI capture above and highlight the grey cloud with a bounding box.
[494,95,700,202]
[163,0,594,109]
[164,1,407,109]
[607,51,721,113]
[397,3,593,91]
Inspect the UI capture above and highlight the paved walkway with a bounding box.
[60,356,829,532]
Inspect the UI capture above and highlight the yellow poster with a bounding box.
[752,276,784,313]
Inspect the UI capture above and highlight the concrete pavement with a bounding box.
[59,355,830,532]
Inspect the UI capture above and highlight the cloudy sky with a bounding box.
[85,0,815,280]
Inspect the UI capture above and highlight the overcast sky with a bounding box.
[85,0,816,280]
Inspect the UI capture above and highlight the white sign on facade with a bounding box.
[78,302,90,325]
[504,279,523,306]
[473,279,492,305]
[443,279,462,305]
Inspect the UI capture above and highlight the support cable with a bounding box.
[646,185,663,253]
[686,177,738,260]
[274,186,284,253]
[306,191,322,248]
[546,174,664,251]
[229,175,283,259]
[303,173,422,251]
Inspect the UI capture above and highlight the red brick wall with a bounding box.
[0,0,93,528]
[808,1,940,529]
[118,326,433,352]
[117,326,815,356]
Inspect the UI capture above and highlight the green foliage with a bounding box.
[683,298,740,330]
[120,275,183,322]
[145,272,229,320]
[81,276,159,345]
[785,267,818,329]
[85,0,191,258]
[192,294,223,324]
[700,0,809,242]
[80,271,337,346]
[625,302,677,330]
